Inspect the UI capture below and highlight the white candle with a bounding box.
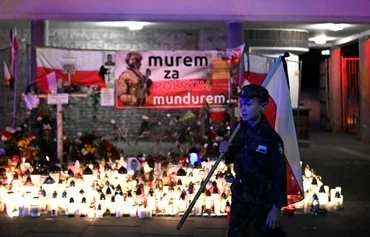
[130,205,137,217]
[214,198,221,215]
[87,204,95,219]
[145,206,152,218]
[138,205,146,219]
[317,192,328,209]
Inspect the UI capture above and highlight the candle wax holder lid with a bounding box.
[319,185,325,193]
[68,169,74,177]
[116,184,122,192]
[69,197,74,203]
[50,165,62,173]
[176,168,186,176]
[83,167,93,175]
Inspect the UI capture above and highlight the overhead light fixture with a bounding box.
[310,35,328,45]
[95,21,152,30]
[312,23,349,32]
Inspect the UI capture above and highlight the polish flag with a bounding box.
[36,47,106,92]
[9,27,17,79]
[239,52,304,205]
[3,61,11,85]
[261,55,304,205]
[36,71,58,94]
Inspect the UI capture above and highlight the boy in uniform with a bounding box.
[219,84,287,237]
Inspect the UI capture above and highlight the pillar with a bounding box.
[31,20,47,81]
[359,37,370,143]
[328,47,343,132]
[227,22,243,49]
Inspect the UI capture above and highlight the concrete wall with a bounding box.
[0,25,227,140]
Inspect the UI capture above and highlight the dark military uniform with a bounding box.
[225,116,287,237]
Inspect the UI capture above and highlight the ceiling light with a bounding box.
[311,35,327,45]
[95,21,152,30]
[312,23,349,31]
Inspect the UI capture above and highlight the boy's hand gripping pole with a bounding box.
[176,123,241,230]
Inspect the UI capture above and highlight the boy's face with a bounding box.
[238,97,266,122]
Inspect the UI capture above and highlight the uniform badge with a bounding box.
[256,145,267,154]
[278,143,284,155]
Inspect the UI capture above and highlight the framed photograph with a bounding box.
[127,157,141,172]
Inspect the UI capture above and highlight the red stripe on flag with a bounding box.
[37,67,106,91]
[285,158,304,204]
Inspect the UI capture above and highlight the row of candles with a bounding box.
[290,165,344,215]
[0,158,232,218]
[0,158,344,218]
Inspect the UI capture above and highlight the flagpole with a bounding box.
[238,44,246,87]
[26,43,30,87]
[12,41,17,128]
[261,56,283,88]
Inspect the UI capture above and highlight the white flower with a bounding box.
[77,132,82,137]
[43,124,52,130]
[142,115,149,120]
[63,136,67,140]
[203,143,208,148]
[23,124,28,128]
[213,142,218,147]
[16,127,22,131]
[5,127,16,134]
[37,116,42,121]
[110,119,116,124]
[166,113,171,118]
[1,135,8,141]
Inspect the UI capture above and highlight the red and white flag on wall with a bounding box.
[36,47,106,92]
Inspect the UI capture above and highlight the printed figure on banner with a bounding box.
[116,51,153,107]
[103,52,116,87]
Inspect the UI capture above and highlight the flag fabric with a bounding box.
[3,61,11,84]
[262,56,304,205]
[9,27,17,79]
[36,71,58,94]
[226,43,245,65]
[36,47,106,91]
[234,48,304,205]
